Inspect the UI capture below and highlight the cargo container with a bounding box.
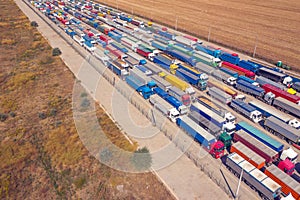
[152,54,177,72]
[192,51,221,67]
[107,62,128,77]
[174,35,197,48]
[190,102,236,135]
[272,97,300,119]
[198,96,236,124]
[237,75,259,86]
[222,62,255,79]
[194,62,215,75]
[262,84,300,104]
[226,153,281,200]
[230,142,265,169]
[125,75,154,99]
[208,87,232,105]
[157,30,176,40]
[208,79,238,98]
[256,76,286,90]
[235,79,266,99]
[151,40,168,51]
[264,116,300,146]
[236,121,284,152]
[175,69,207,91]
[165,49,197,67]
[178,63,208,80]
[211,70,237,86]
[161,73,195,96]
[292,82,300,92]
[257,67,293,87]
[230,99,263,123]
[176,116,225,158]
[195,44,222,58]
[135,65,152,76]
[264,165,300,199]
[220,53,240,65]
[220,67,239,78]
[168,86,191,106]
[136,46,154,59]
[151,75,171,91]
[143,62,162,75]
[238,60,261,73]
[233,130,279,165]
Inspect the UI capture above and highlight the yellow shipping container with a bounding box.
[208,79,237,97]
[165,75,189,91]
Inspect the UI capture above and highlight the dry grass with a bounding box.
[102,0,300,70]
[0,0,174,199]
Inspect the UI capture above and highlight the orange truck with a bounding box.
[264,165,300,199]
[230,141,265,169]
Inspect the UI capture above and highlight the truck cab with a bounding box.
[283,76,293,88]
[218,132,232,149]
[168,108,180,123]
[280,148,298,163]
[224,112,236,125]
[278,159,295,175]
[223,123,236,135]
[209,141,225,159]
[251,110,263,123]
[289,119,300,129]
[263,92,275,104]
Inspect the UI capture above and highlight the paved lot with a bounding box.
[16,0,262,199]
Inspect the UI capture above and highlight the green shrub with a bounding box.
[0,113,8,122]
[30,21,38,27]
[131,146,152,171]
[73,176,86,189]
[52,48,61,56]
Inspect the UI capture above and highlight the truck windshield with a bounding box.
[286,167,295,174]
[172,114,180,118]
[183,99,190,106]
[215,146,224,152]
[226,127,235,134]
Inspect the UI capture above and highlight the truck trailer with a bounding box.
[230,99,263,123]
[208,87,232,105]
[168,86,191,107]
[211,70,237,86]
[256,76,286,91]
[257,67,292,87]
[272,97,300,119]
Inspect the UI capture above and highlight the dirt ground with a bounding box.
[102,0,300,71]
[0,0,174,199]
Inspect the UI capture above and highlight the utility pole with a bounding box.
[208,26,211,42]
[235,168,243,199]
[175,16,178,31]
[253,35,258,58]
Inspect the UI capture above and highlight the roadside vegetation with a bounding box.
[0,0,173,199]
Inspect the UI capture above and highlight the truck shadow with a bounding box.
[220,155,236,198]
[291,173,300,183]
[295,163,300,174]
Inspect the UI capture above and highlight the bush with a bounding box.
[38,112,47,120]
[80,98,90,108]
[0,113,8,122]
[52,48,61,56]
[131,147,152,171]
[30,21,38,27]
[9,112,16,117]
[73,176,86,189]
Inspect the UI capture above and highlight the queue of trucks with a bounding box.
[32,1,300,199]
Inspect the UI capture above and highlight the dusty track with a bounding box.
[102,0,300,70]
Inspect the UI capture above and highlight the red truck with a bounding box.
[184,35,198,42]
[136,47,153,59]
[262,84,300,104]
[100,35,112,44]
[83,29,94,37]
[222,61,255,79]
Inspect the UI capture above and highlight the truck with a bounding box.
[143,62,162,75]
[93,46,110,65]
[256,67,293,87]
[160,73,195,97]
[230,99,263,123]
[126,52,147,65]
[157,30,176,40]
[73,35,84,46]
[208,87,232,105]
[110,42,128,53]
[230,142,265,169]
[262,84,300,104]
[264,165,300,199]
[152,54,178,73]
[220,53,240,65]
[194,62,215,75]
[124,56,142,67]
[135,46,154,59]
[233,130,279,165]
[168,43,193,56]
[174,35,198,48]
[222,62,255,79]
[191,102,236,135]
[236,121,284,152]
[164,49,197,67]
[107,62,129,77]
[225,153,282,200]
[149,94,179,122]
[192,51,221,67]
[176,116,225,158]
[151,40,168,51]
[178,63,208,81]
[211,70,237,86]
[235,79,267,99]
[237,75,259,86]
[264,116,300,146]
[175,69,207,91]
[83,41,96,52]
[195,44,222,58]
[256,76,286,90]
[198,96,236,125]
[120,37,139,50]
[292,82,300,92]
[249,100,300,129]
[135,65,152,76]
[272,97,300,119]
[208,80,238,98]
[168,86,191,107]
[220,67,239,78]
[125,68,156,99]
[237,60,261,73]
[151,74,171,91]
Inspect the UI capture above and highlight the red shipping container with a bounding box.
[162,27,168,31]
[184,35,198,42]
[222,61,255,79]
[262,84,300,104]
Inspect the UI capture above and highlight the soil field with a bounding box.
[0,0,174,199]
[101,0,300,71]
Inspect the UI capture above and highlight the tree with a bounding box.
[30,21,38,27]
[52,48,62,56]
[131,147,152,171]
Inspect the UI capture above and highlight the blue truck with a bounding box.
[119,15,132,22]
[153,87,188,115]
[165,49,197,67]
[238,60,260,73]
[125,72,155,99]
[230,99,263,123]
[152,54,175,70]
[135,65,152,76]
[153,35,170,44]
[108,32,122,43]
[237,75,259,86]
[175,68,207,91]
[220,67,239,78]
[157,30,176,40]
[236,121,284,152]
[108,62,129,77]
[151,40,168,51]
[220,53,240,65]
[110,42,128,53]
[195,44,222,58]
[235,79,265,98]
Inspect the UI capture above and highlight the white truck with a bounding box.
[230,99,263,123]
[73,35,84,46]
[211,70,237,86]
[149,94,180,122]
[208,87,232,105]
